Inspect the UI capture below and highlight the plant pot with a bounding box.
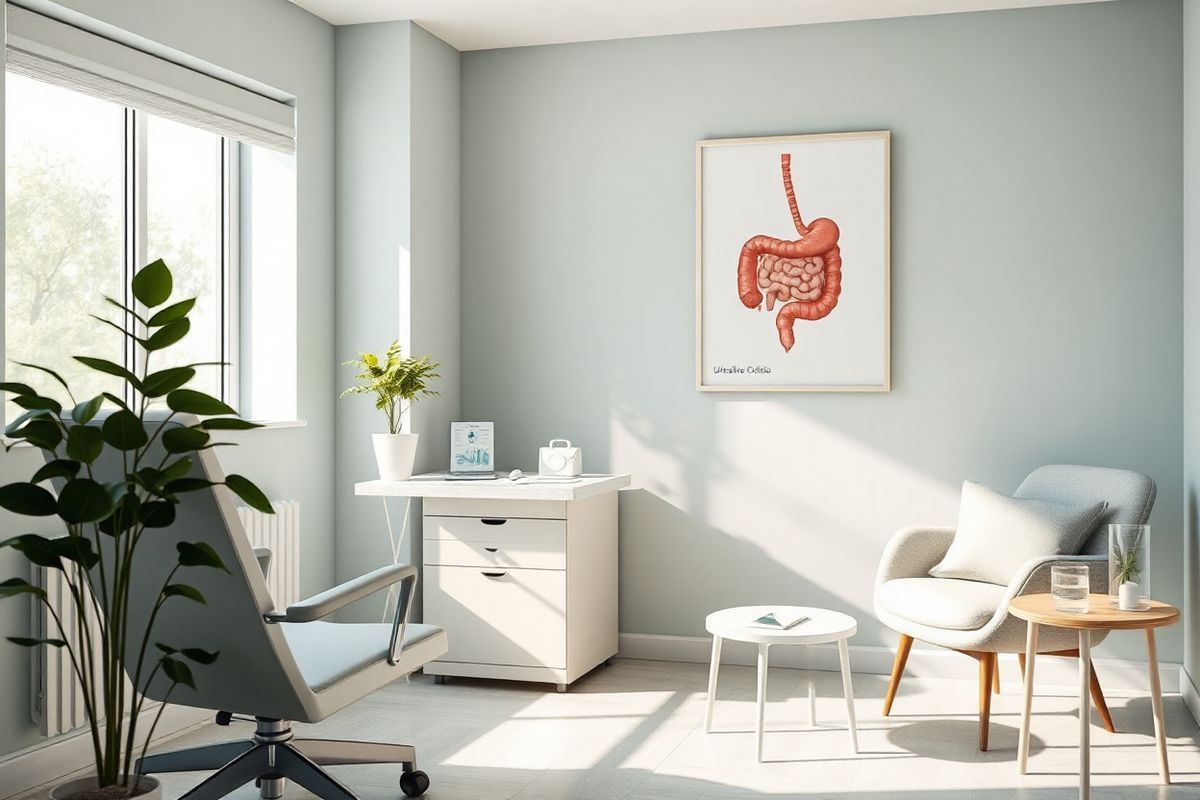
[1118,581,1141,611]
[373,433,419,481]
[49,775,161,800]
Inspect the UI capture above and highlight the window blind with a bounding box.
[4,3,295,153]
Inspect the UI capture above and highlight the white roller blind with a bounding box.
[4,3,295,153]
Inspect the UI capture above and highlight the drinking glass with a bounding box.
[1050,564,1090,613]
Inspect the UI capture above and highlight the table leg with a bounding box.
[704,635,722,733]
[808,679,817,727]
[1146,629,1171,784]
[1079,630,1091,800]
[838,638,859,754]
[1019,622,1038,774]
[756,643,769,762]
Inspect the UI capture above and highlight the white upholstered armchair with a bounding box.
[873,465,1156,751]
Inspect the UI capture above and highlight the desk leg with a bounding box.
[704,635,722,733]
[838,638,859,754]
[380,497,413,622]
[756,644,769,762]
[1079,630,1091,800]
[1019,622,1038,774]
[1146,629,1171,784]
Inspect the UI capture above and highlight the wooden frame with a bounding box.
[695,131,891,392]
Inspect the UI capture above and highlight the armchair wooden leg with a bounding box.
[978,652,996,751]
[883,634,913,716]
[993,659,1001,694]
[1088,661,1116,734]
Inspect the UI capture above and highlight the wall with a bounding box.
[461,0,1185,661]
[0,0,336,757]
[334,21,461,619]
[1184,0,1200,697]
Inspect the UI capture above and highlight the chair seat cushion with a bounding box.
[282,622,442,691]
[877,577,1008,631]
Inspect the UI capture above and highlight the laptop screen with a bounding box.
[450,422,494,473]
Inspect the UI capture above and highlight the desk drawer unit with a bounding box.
[424,515,566,570]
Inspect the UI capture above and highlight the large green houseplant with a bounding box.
[341,340,439,480]
[0,259,273,799]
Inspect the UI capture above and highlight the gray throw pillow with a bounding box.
[929,480,1107,586]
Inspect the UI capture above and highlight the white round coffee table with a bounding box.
[704,605,858,761]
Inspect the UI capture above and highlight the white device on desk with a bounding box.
[539,439,583,477]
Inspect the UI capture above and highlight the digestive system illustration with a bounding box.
[736,154,842,352]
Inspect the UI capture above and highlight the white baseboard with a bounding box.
[618,632,1181,695]
[0,705,209,800]
[1181,666,1200,727]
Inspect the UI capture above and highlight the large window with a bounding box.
[5,72,237,412]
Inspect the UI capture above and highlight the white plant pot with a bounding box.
[49,775,161,800]
[1118,581,1141,611]
[373,433,419,481]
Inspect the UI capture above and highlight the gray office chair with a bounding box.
[82,413,448,800]
[874,464,1155,751]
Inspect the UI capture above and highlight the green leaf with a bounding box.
[103,296,148,325]
[0,483,58,516]
[177,541,229,572]
[101,410,148,450]
[99,493,140,536]
[71,396,105,425]
[12,361,72,397]
[165,390,235,417]
[162,427,209,454]
[49,536,99,569]
[0,382,36,396]
[8,636,66,648]
[90,314,138,342]
[74,357,143,392]
[57,479,114,524]
[224,474,274,514]
[0,534,65,569]
[10,418,63,451]
[138,501,176,528]
[147,298,196,327]
[143,318,190,352]
[199,418,260,431]
[65,426,104,464]
[163,477,214,494]
[101,392,131,412]
[4,408,53,437]
[180,647,219,665]
[31,459,81,484]
[162,584,205,604]
[161,656,195,689]
[132,259,173,308]
[142,367,195,398]
[11,394,62,414]
[0,577,46,600]
[159,458,193,484]
[154,642,178,655]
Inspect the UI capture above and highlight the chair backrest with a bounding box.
[76,412,317,721]
[1013,464,1156,556]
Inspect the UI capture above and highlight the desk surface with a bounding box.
[355,473,631,502]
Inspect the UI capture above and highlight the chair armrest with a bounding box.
[1010,554,1108,598]
[253,546,272,580]
[875,526,956,586]
[269,563,418,623]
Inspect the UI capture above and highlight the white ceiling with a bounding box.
[288,0,1110,51]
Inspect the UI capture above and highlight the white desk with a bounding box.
[355,473,629,691]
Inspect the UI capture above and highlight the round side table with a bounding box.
[704,606,858,762]
[1009,593,1180,800]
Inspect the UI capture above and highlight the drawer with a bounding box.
[424,515,566,570]
[424,497,567,520]
[424,565,566,668]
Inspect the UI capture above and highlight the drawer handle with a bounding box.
[481,571,507,578]
[481,518,507,526]
[484,547,499,553]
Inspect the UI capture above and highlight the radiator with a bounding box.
[31,500,300,737]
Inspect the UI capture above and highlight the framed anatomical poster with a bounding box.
[696,131,890,392]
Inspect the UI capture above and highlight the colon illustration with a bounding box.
[736,154,843,352]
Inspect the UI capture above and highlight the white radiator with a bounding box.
[31,500,301,737]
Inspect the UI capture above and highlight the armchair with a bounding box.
[874,465,1155,751]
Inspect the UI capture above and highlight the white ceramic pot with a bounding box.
[1118,581,1141,611]
[49,775,161,800]
[373,433,419,481]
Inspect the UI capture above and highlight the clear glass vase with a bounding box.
[1108,523,1150,611]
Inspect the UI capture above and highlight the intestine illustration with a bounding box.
[736,154,842,352]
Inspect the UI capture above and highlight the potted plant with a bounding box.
[0,259,273,799]
[340,341,440,481]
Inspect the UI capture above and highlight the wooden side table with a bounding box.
[1009,593,1180,800]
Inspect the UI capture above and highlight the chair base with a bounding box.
[136,717,429,800]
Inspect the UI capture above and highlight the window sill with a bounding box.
[247,420,308,430]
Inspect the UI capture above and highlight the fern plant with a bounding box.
[340,341,440,434]
[1111,532,1143,587]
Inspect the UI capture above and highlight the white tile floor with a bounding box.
[37,658,1200,799]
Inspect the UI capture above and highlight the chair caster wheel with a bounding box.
[400,769,430,797]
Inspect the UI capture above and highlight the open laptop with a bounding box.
[415,422,498,481]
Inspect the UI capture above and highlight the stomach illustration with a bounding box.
[736,154,842,352]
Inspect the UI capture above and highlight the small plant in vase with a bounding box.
[341,341,440,480]
[1109,524,1148,611]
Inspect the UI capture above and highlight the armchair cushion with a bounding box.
[283,621,442,691]
[877,577,1007,631]
[929,481,1106,586]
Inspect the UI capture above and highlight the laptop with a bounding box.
[441,422,498,480]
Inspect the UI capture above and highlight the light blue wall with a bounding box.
[0,0,336,757]
[1184,0,1200,689]
[461,0,1186,660]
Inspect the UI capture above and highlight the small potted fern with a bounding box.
[341,341,440,480]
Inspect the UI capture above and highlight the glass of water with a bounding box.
[1051,564,1090,613]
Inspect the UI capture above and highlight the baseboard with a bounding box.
[1181,666,1200,727]
[0,705,209,800]
[618,632,1181,694]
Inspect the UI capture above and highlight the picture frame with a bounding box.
[695,131,891,392]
